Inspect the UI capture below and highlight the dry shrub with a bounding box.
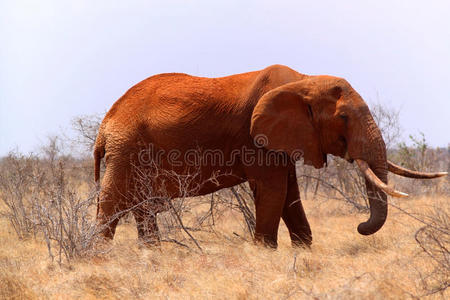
[415,199,449,295]
[71,114,102,153]
[297,158,369,212]
[195,183,256,238]
[393,133,449,196]
[130,160,256,250]
[0,153,41,239]
[0,139,100,263]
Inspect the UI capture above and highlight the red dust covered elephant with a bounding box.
[94,65,446,248]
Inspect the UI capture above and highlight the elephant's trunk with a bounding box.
[348,112,407,235]
[356,160,391,235]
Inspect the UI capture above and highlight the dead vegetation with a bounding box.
[0,141,100,263]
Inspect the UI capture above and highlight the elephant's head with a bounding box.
[251,76,447,235]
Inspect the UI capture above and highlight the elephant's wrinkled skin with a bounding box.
[94,65,446,247]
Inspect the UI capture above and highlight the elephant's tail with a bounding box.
[94,131,106,183]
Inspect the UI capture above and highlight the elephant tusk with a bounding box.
[387,160,448,179]
[356,159,408,198]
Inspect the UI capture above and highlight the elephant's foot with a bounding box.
[290,232,312,249]
[254,232,278,249]
[134,211,160,248]
[97,217,119,241]
[138,234,161,248]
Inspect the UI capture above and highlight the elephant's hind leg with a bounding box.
[132,208,160,246]
[282,168,312,247]
[97,163,130,241]
[97,189,124,240]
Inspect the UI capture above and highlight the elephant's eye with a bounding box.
[339,114,348,122]
[307,104,314,120]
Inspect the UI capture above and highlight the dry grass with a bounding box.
[1,195,448,299]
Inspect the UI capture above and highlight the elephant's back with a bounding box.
[141,72,259,151]
[104,71,257,124]
[99,65,304,154]
[99,71,259,154]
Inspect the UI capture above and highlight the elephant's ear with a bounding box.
[250,89,325,168]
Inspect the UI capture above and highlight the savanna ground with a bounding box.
[0,194,448,299]
[0,111,448,299]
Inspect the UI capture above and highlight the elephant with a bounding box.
[94,64,447,248]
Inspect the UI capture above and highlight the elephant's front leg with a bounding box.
[282,168,312,247]
[247,168,289,248]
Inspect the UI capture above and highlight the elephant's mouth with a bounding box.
[337,136,353,163]
[322,152,328,166]
[344,150,354,163]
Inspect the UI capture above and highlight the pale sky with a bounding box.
[1,0,449,155]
